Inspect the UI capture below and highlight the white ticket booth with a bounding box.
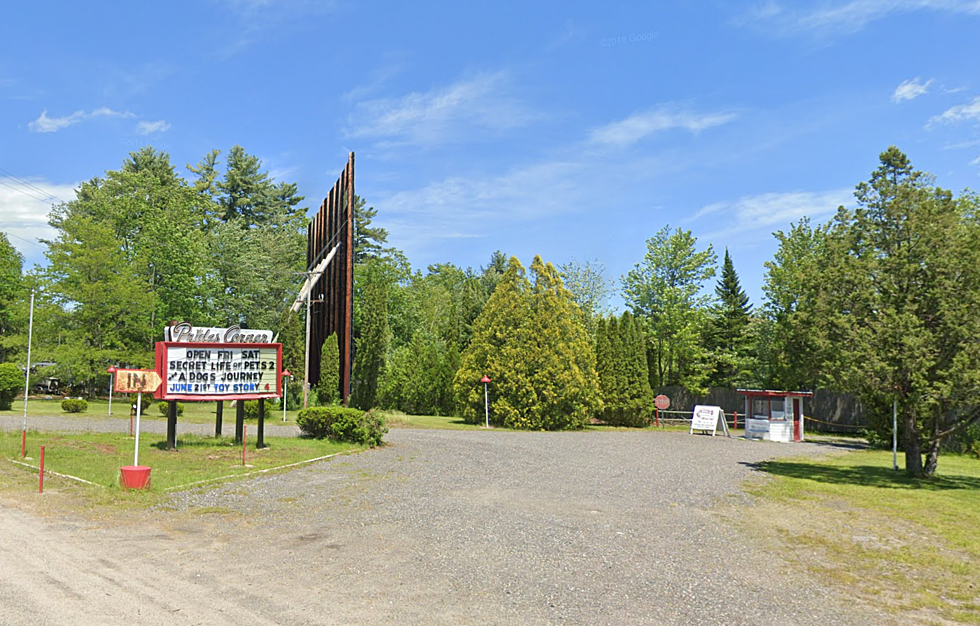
[736,389,813,443]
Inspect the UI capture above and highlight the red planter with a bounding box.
[120,465,151,490]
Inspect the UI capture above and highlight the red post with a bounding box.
[38,445,45,493]
[655,408,660,428]
[21,430,26,457]
[242,424,247,467]
[734,411,738,430]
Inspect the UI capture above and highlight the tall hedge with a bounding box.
[453,256,601,430]
[596,312,653,426]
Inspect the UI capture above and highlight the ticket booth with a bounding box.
[736,389,813,443]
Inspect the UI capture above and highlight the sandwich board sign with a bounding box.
[690,405,730,437]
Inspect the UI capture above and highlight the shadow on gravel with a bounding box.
[743,459,980,491]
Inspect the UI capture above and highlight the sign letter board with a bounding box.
[154,342,282,401]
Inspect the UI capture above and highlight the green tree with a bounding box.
[761,218,828,390]
[379,330,458,415]
[705,249,753,388]
[353,194,391,263]
[622,225,716,393]
[813,147,980,477]
[276,308,305,406]
[0,233,25,362]
[351,269,391,410]
[317,333,340,405]
[596,312,652,426]
[559,257,610,341]
[0,362,23,410]
[454,256,601,430]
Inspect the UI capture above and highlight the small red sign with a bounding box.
[654,395,670,410]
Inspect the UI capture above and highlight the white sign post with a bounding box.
[690,405,730,437]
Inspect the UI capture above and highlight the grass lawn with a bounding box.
[1,429,358,506]
[745,448,980,624]
[5,396,303,426]
[379,410,483,430]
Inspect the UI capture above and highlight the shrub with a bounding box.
[0,363,23,410]
[296,406,387,446]
[157,401,184,416]
[61,398,89,413]
[130,393,152,412]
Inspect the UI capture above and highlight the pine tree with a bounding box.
[353,195,391,263]
[706,249,753,388]
[317,333,340,405]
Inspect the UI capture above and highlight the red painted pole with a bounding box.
[38,445,45,493]
[734,411,738,430]
[21,430,26,457]
[242,424,247,467]
[655,408,660,428]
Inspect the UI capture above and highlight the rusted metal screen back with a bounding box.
[306,152,354,404]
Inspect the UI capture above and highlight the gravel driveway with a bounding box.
[0,428,884,625]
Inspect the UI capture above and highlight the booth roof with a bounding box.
[735,389,814,398]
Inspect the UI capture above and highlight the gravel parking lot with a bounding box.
[0,428,883,625]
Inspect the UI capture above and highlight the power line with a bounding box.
[1,230,46,250]
[0,179,53,204]
[0,166,70,205]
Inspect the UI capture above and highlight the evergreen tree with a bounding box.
[596,312,652,426]
[276,308,305,406]
[813,147,980,477]
[351,276,390,410]
[379,330,458,415]
[619,311,653,425]
[453,256,601,430]
[353,195,391,263]
[706,249,753,388]
[317,333,340,405]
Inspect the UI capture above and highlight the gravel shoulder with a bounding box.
[0,428,888,625]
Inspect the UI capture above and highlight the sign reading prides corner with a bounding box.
[164,322,273,344]
[154,342,282,401]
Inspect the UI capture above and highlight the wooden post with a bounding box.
[234,401,245,445]
[257,398,266,449]
[166,400,177,451]
[215,400,223,437]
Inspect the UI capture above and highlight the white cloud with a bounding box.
[743,0,980,37]
[588,106,737,148]
[892,77,933,102]
[136,120,171,135]
[696,189,852,240]
[929,96,980,126]
[345,72,537,147]
[29,107,134,133]
[0,178,77,268]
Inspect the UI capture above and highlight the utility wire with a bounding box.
[0,167,69,204]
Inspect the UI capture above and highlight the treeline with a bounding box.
[1,146,978,476]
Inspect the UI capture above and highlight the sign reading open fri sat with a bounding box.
[114,369,163,393]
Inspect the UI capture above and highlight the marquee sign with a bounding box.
[154,342,282,401]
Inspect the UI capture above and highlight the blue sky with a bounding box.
[2,1,979,310]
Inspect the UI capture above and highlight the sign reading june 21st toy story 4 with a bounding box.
[154,330,282,401]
